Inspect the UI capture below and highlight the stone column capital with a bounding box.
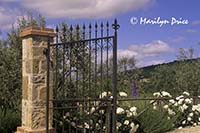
[20,26,55,38]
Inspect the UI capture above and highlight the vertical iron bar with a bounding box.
[62,26,66,98]
[106,22,109,96]
[88,23,92,133]
[62,26,66,132]
[55,26,59,130]
[100,22,104,131]
[69,26,73,133]
[94,22,98,132]
[112,19,119,133]
[76,24,80,133]
[46,36,50,133]
[55,26,59,98]
[95,22,98,99]
[69,25,73,85]
[100,22,103,94]
[82,24,86,132]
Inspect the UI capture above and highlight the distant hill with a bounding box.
[139,58,200,78]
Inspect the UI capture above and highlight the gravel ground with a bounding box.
[166,126,200,133]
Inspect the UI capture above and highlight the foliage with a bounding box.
[0,109,21,133]
[136,107,175,133]
[0,45,21,111]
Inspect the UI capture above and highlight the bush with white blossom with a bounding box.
[60,91,139,132]
[151,91,200,128]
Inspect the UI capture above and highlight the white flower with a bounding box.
[99,91,111,98]
[182,104,188,110]
[99,91,107,98]
[127,112,133,117]
[169,99,175,104]
[192,104,200,112]
[90,107,95,113]
[176,95,184,100]
[153,106,157,110]
[153,92,161,97]
[174,102,178,106]
[99,110,105,114]
[182,120,186,125]
[179,106,184,112]
[116,122,122,127]
[192,105,198,111]
[183,91,190,96]
[96,123,100,128]
[178,99,184,105]
[178,126,182,129]
[189,112,194,117]
[119,92,128,97]
[161,91,172,97]
[187,117,192,121]
[124,120,129,125]
[130,123,139,133]
[130,122,135,128]
[153,102,157,106]
[117,107,124,114]
[168,109,176,115]
[130,106,137,112]
[185,98,192,104]
[150,100,155,104]
[98,120,102,123]
[163,105,169,109]
[193,123,197,126]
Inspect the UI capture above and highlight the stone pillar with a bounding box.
[17,27,55,133]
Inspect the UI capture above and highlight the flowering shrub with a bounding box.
[56,90,200,132]
[152,91,200,129]
[59,91,139,132]
[116,105,139,132]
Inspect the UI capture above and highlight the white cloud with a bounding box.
[117,40,173,66]
[170,36,186,43]
[19,0,154,18]
[0,6,21,29]
[127,40,173,59]
[0,8,13,29]
[186,29,198,33]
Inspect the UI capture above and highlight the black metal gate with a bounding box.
[46,19,119,133]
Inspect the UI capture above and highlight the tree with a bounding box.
[177,47,194,61]
[118,56,137,72]
[0,13,47,111]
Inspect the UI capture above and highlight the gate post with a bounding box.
[16,27,55,133]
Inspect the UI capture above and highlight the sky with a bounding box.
[0,0,200,67]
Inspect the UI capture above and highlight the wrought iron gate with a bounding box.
[46,19,119,133]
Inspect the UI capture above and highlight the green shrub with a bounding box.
[0,109,21,133]
[136,107,176,133]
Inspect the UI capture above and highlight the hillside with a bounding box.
[140,58,200,78]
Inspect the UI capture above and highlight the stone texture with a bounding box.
[22,76,28,100]
[17,26,55,133]
[39,86,46,101]
[31,74,45,84]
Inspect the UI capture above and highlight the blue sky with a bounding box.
[0,0,200,66]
